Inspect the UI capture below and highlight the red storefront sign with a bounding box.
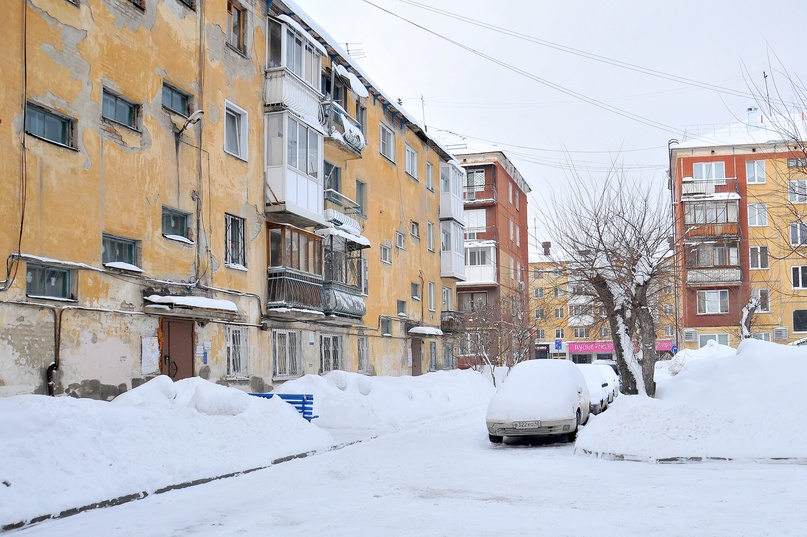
[567,339,674,353]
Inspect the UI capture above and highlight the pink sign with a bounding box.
[567,340,673,353]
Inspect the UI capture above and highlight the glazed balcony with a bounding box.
[439,162,465,224]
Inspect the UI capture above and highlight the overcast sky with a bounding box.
[292,0,805,250]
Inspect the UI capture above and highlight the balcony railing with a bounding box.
[683,222,741,238]
[686,267,742,286]
[267,268,324,311]
[264,68,322,120]
[323,281,366,318]
[681,177,739,197]
[440,310,467,333]
[321,102,365,155]
[465,225,499,242]
[463,183,496,203]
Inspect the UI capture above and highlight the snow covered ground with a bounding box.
[1,338,806,532]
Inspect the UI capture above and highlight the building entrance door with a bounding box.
[161,319,194,380]
[411,338,423,376]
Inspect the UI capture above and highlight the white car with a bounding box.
[577,363,612,414]
[486,359,591,444]
[593,363,620,403]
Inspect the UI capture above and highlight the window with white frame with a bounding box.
[358,336,370,374]
[26,263,74,300]
[574,328,590,339]
[287,116,319,178]
[554,307,564,319]
[380,123,395,161]
[410,221,420,239]
[534,287,544,299]
[225,213,246,267]
[536,329,546,340]
[426,162,434,191]
[273,329,301,378]
[749,246,768,269]
[699,333,729,347]
[693,161,726,183]
[697,289,729,314]
[276,21,321,87]
[746,160,765,183]
[428,281,435,311]
[509,219,514,241]
[664,325,675,337]
[355,179,366,215]
[380,242,392,264]
[788,179,807,203]
[226,326,248,379]
[102,234,138,267]
[411,282,421,300]
[320,334,342,373]
[427,222,435,251]
[554,286,565,298]
[599,326,611,338]
[790,222,807,246]
[788,158,807,168]
[534,308,544,320]
[751,332,771,341]
[466,248,488,266]
[396,231,405,249]
[751,288,770,312]
[555,328,565,339]
[516,226,520,248]
[792,266,807,289]
[748,203,767,226]
[509,182,513,204]
[442,286,452,310]
[224,100,248,160]
[405,144,418,179]
[464,209,486,239]
[662,304,674,315]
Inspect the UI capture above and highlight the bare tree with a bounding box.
[540,171,674,396]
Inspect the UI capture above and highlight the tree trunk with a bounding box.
[634,285,657,397]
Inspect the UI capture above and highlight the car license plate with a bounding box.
[513,420,540,428]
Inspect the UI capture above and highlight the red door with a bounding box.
[161,319,194,380]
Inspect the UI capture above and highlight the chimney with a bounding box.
[542,241,551,256]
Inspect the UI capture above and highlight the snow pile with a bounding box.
[576,339,807,460]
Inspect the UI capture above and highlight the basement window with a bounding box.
[26,263,75,300]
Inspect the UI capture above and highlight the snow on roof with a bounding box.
[408,326,444,336]
[675,112,805,150]
[316,225,371,248]
[144,294,238,313]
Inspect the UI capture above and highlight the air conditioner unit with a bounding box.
[683,329,698,342]
[774,327,788,340]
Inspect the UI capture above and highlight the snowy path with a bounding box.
[12,405,807,537]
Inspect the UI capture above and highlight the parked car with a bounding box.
[486,359,590,444]
[593,359,621,398]
[576,363,611,414]
[593,363,620,403]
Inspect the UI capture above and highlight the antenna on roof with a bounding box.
[763,71,770,108]
[342,43,366,59]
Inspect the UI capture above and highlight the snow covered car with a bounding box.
[593,363,620,403]
[577,363,612,414]
[486,359,590,444]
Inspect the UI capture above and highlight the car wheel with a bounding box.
[489,434,503,444]
[567,410,580,442]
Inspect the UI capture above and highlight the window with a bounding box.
[324,161,341,196]
[355,100,367,135]
[662,304,674,315]
[358,337,370,374]
[466,249,487,266]
[748,203,767,226]
[224,101,248,160]
[162,207,190,240]
[429,341,438,371]
[226,326,248,379]
[553,267,563,277]
[381,319,392,336]
[788,180,807,203]
[554,307,564,319]
[751,288,770,313]
[515,190,520,210]
[162,83,189,116]
[273,330,301,378]
[699,333,729,347]
[320,335,342,373]
[380,124,395,161]
[600,326,611,338]
[664,325,675,337]
[285,26,320,87]
[428,281,436,311]
[790,222,807,246]
[554,286,565,298]
[405,144,418,178]
[746,160,765,184]
[697,289,729,314]
[508,182,513,204]
[397,300,407,316]
[535,329,546,340]
[396,232,405,249]
[794,310,807,332]
[749,246,769,269]
[684,200,739,224]
[25,103,72,147]
[225,213,246,267]
[693,161,726,183]
[464,209,486,239]
[410,221,420,239]
[26,263,73,300]
[686,242,739,267]
[411,282,421,300]
[102,90,137,129]
[574,328,590,339]
[571,305,590,316]
[176,0,195,8]
[751,332,771,341]
[516,227,520,248]
[127,0,145,8]
[426,162,434,191]
[443,342,454,370]
[787,158,807,169]
[465,169,484,199]
[555,328,565,339]
[443,287,452,311]
[426,222,435,251]
[226,1,245,52]
[534,288,544,299]
[355,179,367,215]
[286,116,319,177]
[268,226,321,275]
[534,308,544,320]
[380,243,392,264]
[459,292,487,312]
[102,234,138,267]
[792,266,807,289]
[509,219,514,241]
[534,268,542,278]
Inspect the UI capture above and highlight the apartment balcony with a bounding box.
[322,281,366,320]
[439,162,465,224]
[463,183,497,205]
[464,225,498,242]
[460,264,498,286]
[266,268,324,319]
[264,68,322,120]
[440,310,467,333]
[683,222,740,239]
[686,267,742,287]
[680,177,739,198]
[321,247,367,320]
[321,102,365,158]
[441,249,466,281]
